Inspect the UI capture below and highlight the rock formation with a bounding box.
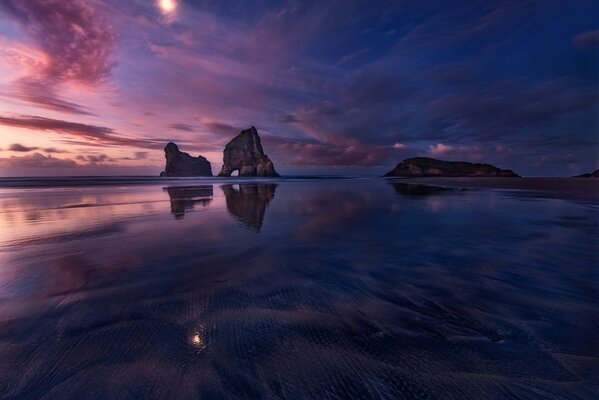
[221,184,277,231]
[218,127,279,177]
[160,142,212,177]
[575,169,599,178]
[384,157,519,177]
[164,185,213,219]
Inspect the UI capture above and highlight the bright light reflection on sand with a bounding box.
[190,326,207,351]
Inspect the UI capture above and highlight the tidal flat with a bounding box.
[0,177,597,399]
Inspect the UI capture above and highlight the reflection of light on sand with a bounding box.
[189,326,207,351]
[191,334,202,345]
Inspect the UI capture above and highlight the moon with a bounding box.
[158,0,177,14]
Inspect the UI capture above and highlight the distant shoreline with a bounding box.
[0,176,598,190]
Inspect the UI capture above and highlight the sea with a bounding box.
[0,176,597,399]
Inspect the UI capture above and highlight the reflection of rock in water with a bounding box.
[388,181,457,196]
[164,186,213,219]
[221,184,277,231]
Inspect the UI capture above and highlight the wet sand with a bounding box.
[0,178,597,399]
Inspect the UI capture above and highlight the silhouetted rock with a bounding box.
[164,185,213,219]
[160,142,212,177]
[384,157,519,177]
[218,127,279,177]
[575,169,599,178]
[221,184,277,231]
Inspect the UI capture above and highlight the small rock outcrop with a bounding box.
[218,127,279,177]
[576,169,599,178]
[384,157,519,177]
[160,142,212,177]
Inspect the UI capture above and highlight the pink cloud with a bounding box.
[1,0,115,114]
[0,152,77,169]
[428,143,484,161]
[4,0,115,84]
[0,114,164,149]
[0,152,158,176]
[428,142,515,162]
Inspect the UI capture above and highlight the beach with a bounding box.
[0,177,597,399]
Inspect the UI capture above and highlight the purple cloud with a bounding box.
[168,123,196,132]
[9,143,38,152]
[0,115,162,149]
[573,29,599,48]
[0,0,115,114]
[1,0,115,84]
[0,152,77,169]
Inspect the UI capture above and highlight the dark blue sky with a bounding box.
[0,0,597,176]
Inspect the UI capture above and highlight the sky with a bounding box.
[0,0,597,177]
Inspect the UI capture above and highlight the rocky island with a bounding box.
[384,157,519,177]
[218,127,279,177]
[160,142,212,177]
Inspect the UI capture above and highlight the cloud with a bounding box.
[9,143,37,152]
[573,29,599,48]
[275,114,299,123]
[8,80,95,115]
[0,152,77,169]
[0,114,161,149]
[200,119,240,136]
[393,143,407,150]
[1,0,115,84]
[76,154,115,164]
[43,147,69,154]
[428,143,484,161]
[121,151,150,161]
[275,140,392,166]
[426,142,516,163]
[168,123,196,132]
[8,143,71,154]
[424,77,598,142]
[0,0,115,113]
[0,152,158,176]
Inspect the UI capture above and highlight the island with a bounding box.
[384,157,519,177]
[218,127,279,177]
[160,142,212,177]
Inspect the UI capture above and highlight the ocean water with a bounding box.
[0,177,597,399]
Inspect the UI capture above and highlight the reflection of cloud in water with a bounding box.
[278,187,380,240]
[164,186,213,219]
[221,184,277,231]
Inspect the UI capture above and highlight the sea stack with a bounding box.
[160,142,212,177]
[218,126,280,177]
[384,157,519,177]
